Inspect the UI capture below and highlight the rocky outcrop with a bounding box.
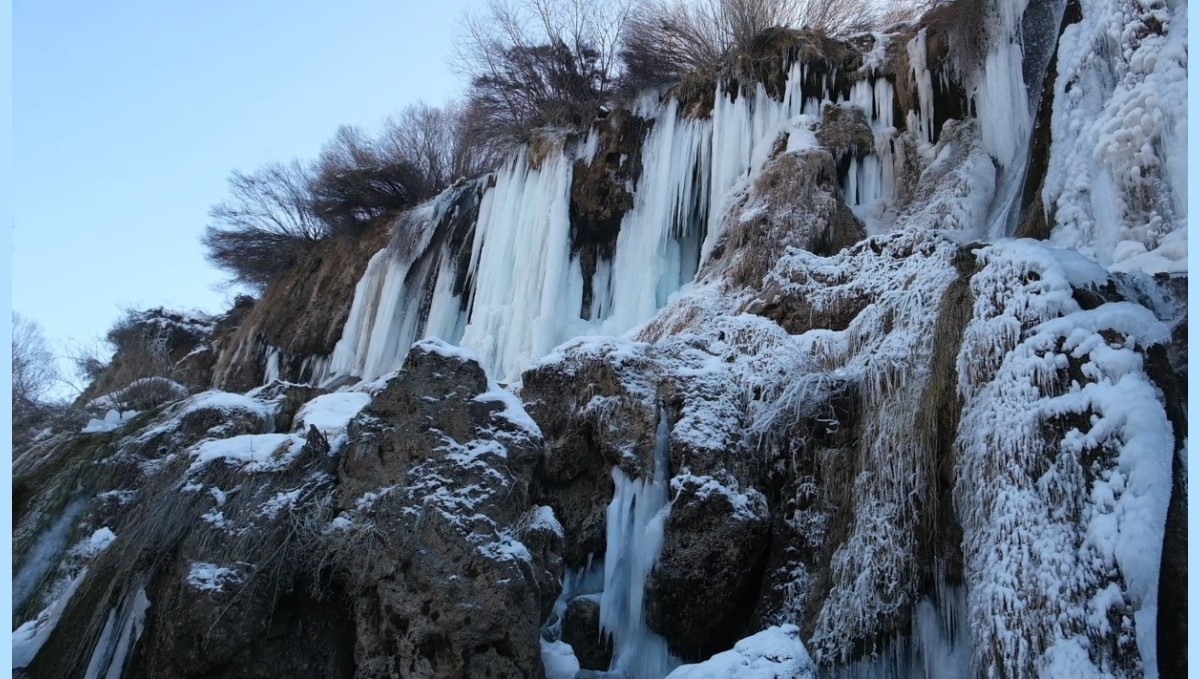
[210,219,391,392]
[15,341,562,679]
[570,110,651,316]
[645,476,770,660]
[332,341,557,678]
[561,596,611,670]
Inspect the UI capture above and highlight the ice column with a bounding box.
[599,407,679,677]
[459,147,578,381]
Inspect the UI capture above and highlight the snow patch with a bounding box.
[665,625,816,679]
[187,562,244,592]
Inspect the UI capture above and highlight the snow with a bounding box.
[670,473,767,523]
[540,639,581,679]
[181,390,276,424]
[665,625,815,679]
[82,409,140,433]
[186,562,244,592]
[12,571,86,669]
[260,489,303,519]
[189,432,306,473]
[474,381,543,439]
[293,391,371,451]
[70,527,117,559]
[525,505,564,538]
[1042,0,1188,272]
[88,377,189,411]
[954,239,1173,675]
[414,336,480,362]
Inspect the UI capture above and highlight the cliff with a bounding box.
[12,0,1187,676]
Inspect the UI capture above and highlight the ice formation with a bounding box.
[599,408,680,677]
[82,588,151,679]
[321,54,913,384]
[15,0,1187,676]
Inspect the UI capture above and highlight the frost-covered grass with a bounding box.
[81,409,140,434]
[954,240,1173,677]
[1043,0,1188,273]
[186,562,245,592]
[189,433,307,473]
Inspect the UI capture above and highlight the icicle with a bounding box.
[83,588,151,679]
[702,61,807,260]
[330,50,918,383]
[599,407,679,678]
[328,248,390,379]
[262,347,280,384]
[459,147,578,380]
[604,99,711,333]
[590,257,614,322]
[325,186,472,382]
[978,0,1068,239]
[303,355,332,386]
[907,29,936,145]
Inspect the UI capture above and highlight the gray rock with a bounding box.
[336,341,557,678]
[645,475,770,661]
[562,595,612,671]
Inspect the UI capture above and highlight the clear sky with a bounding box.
[13,0,475,384]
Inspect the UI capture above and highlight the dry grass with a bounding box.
[24,425,340,677]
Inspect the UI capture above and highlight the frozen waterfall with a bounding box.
[598,407,680,678]
[323,58,911,384]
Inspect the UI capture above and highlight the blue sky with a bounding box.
[13,0,474,383]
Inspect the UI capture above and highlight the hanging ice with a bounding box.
[599,407,680,678]
[326,48,913,384]
[82,588,151,679]
[459,145,578,380]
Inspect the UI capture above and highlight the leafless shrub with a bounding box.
[76,309,192,412]
[620,0,874,90]
[380,102,502,188]
[916,0,989,73]
[310,125,435,235]
[202,160,327,290]
[13,313,58,414]
[454,0,633,147]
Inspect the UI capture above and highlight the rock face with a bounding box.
[13,342,562,679]
[11,0,1188,675]
[334,341,557,678]
[210,218,391,392]
[561,596,611,670]
[645,476,771,661]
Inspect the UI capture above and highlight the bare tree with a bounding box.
[203,160,326,290]
[13,313,59,416]
[382,104,458,188]
[454,0,633,146]
[621,0,872,89]
[12,313,69,446]
[379,102,501,189]
[311,124,436,234]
